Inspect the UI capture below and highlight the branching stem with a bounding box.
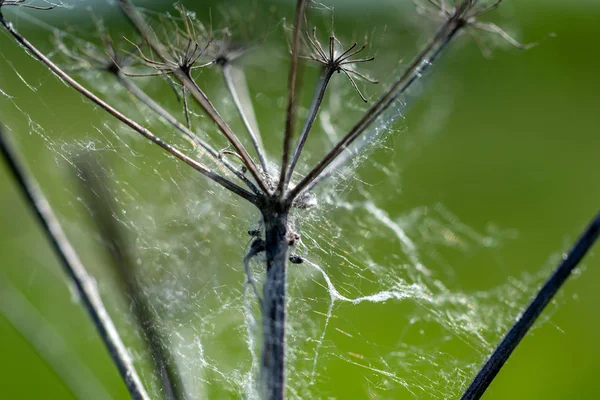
[118,0,270,194]
[116,74,260,195]
[0,14,257,203]
[287,14,465,200]
[2,2,551,400]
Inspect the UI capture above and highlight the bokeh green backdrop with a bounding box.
[0,0,599,399]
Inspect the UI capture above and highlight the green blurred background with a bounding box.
[0,0,599,399]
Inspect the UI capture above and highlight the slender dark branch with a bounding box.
[461,211,600,400]
[185,73,270,187]
[222,64,268,173]
[277,0,308,195]
[0,14,257,203]
[117,0,270,194]
[287,12,465,201]
[285,69,334,187]
[301,27,458,194]
[116,74,260,195]
[0,125,151,400]
[79,160,186,400]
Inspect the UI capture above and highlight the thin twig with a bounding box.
[181,85,191,130]
[0,14,257,204]
[277,0,308,195]
[285,69,334,187]
[117,0,270,194]
[461,211,600,400]
[0,125,151,400]
[222,63,268,173]
[115,74,260,195]
[78,159,186,400]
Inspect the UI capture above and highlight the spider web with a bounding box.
[0,2,562,399]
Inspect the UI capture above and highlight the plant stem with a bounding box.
[260,202,290,400]
[278,0,309,195]
[222,64,268,173]
[116,74,260,195]
[118,0,270,194]
[0,125,151,400]
[461,211,600,400]
[0,14,256,203]
[285,69,334,187]
[288,15,464,200]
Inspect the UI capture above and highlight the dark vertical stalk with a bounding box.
[461,211,600,400]
[260,202,290,400]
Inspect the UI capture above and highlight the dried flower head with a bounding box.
[2,2,582,400]
[415,0,535,55]
[303,26,378,102]
[125,8,213,78]
[54,21,133,75]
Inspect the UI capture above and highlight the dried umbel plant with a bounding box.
[0,1,598,399]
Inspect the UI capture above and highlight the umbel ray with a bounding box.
[0,1,598,399]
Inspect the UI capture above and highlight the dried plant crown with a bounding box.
[302,24,379,102]
[0,2,581,400]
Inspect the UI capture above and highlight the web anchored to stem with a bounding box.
[0,1,597,399]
